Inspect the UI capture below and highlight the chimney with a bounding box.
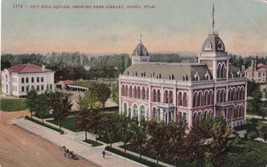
[42,65,45,71]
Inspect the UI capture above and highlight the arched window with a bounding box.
[183,92,187,107]
[193,93,197,107]
[142,87,145,100]
[179,92,182,106]
[217,64,222,78]
[121,85,124,96]
[125,86,128,96]
[164,90,168,103]
[134,87,137,98]
[129,86,132,97]
[204,92,209,105]
[169,91,173,103]
[157,90,161,102]
[221,64,226,78]
[209,91,213,105]
[198,92,202,106]
[133,104,138,118]
[124,103,128,115]
[137,87,140,99]
[140,105,145,120]
[153,89,156,102]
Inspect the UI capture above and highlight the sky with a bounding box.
[1,0,267,55]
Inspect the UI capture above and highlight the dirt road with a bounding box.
[0,111,98,167]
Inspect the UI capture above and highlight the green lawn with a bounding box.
[0,99,28,111]
[47,117,78,132]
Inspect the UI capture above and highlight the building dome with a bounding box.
[132,41,149,56]
[201,33,225,53]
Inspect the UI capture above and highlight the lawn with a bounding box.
[47,117,78,132]
[0,99,28,111]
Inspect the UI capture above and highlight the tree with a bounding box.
[49,92,72,130]
[247,80,260,97]
[208,117,232,167]
[76,109,90,140]
[34,92,50,122]
[184,119,212,167]
[93,83,111,107]
[99,113,120,147]
[111,83,119,105]
[77,91,98,110]
[166,122,187,167]
[251,88,262,117]
[25,89,38,117]
[147,121,169,164]
[118,114,134,152]
[85,108,102,141]
[130,119,147,158]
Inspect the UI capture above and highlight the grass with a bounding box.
[25,116,64,134]
[47,117,78,132]
[83,139,103,147]
[106,146,165,167]
[0,99,28,111]
[226,139,267,167]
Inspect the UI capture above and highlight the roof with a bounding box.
[245,63,267,72]
[132,41,149,57]
[201,33,225,53]
[6,64,53,73]
[123,62,212,81]
[60,80,75,85]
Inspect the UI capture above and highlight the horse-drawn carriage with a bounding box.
[63,146,79,160]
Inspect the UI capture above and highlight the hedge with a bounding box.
[25,116,64,134]
[106,146,165,167]
[83,139,103,147]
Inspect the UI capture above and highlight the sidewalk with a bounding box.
[12,118,144,167]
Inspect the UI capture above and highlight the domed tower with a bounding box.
[198,5,230,81]
[131,37,150,64]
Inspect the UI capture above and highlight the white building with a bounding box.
[1,64,55,97]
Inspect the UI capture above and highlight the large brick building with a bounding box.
[119,31,247,127]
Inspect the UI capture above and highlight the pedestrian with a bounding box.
[102,149,106,158]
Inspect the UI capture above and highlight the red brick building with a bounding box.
[119,32,246,127]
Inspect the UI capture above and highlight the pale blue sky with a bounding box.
[2,0,267,54]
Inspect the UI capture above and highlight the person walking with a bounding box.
[102,149,106,158]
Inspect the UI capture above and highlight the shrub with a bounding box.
[246,131,258,140]
[106,146,165,167]
[83,139,103,147]
[25,116,64,134]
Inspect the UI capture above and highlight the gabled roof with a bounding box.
[6,64,53,73]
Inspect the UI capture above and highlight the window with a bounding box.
[183,92,187,107]
[169,74,174,80]
[26,86,29,92]
[157,90,161,102]
[41,77,44,82]
[178,92,182,106]
[41,85,44,90]
[150,72,155,78]
[22,86,25,92]
[31,77,34,83]
[194,73,200,81]
[183,75,188,81]
[26,78,29,83]
[156,73,161,79]
[31,86,34,90]
[21,78,24,83]
[37,85,40,91]
[37,77,40,82]
[50,84,53,90]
